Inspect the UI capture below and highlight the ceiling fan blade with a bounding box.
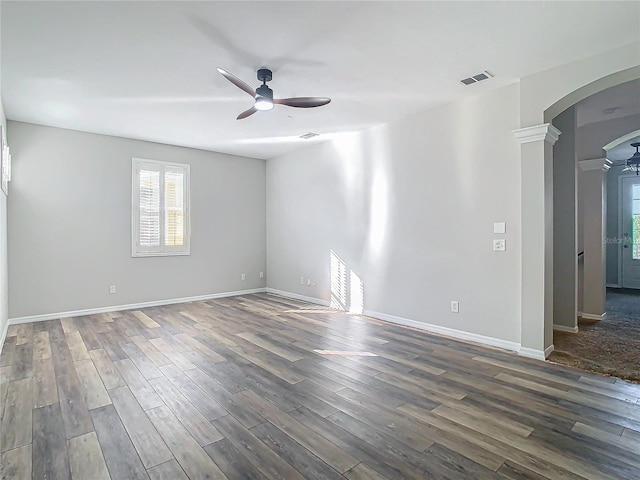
[237,106,258,120]
[217,67,256,97]
[274,97,331,108]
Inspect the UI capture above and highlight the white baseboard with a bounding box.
[362,308,521,353]
[265,288,330,307]
[553,324,579,333]
[8,288,267,325]
[519,344,554,360]
[580,312,607,321]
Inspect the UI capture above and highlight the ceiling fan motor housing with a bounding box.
[257,68,272,83]
[256,84,273,100]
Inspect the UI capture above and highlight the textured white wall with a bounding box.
[7,122,266,318]
[267,83,522,344]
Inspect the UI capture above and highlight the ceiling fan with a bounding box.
[217,67,331,120]
[610,142,640,175]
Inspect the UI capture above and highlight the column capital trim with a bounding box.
[512,123,561,145]
[578,157,612,172]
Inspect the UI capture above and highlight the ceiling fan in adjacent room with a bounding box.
[217,67,331,120]
[610,142,640,175]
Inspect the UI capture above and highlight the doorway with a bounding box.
[621,176,640,289]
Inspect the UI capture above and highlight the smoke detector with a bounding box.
[460,70,494,86]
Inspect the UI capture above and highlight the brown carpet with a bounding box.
[549,288,640,383]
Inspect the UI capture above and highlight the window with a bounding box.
[132,158,190,257]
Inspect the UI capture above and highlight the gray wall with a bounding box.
[267,83,522,344]
[552,107,577,328]
[8,122,266,318]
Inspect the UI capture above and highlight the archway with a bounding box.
[514,51,639,360]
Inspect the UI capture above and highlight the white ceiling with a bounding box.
[2,1,639,159]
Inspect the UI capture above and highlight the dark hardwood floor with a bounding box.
[1,293,639,479]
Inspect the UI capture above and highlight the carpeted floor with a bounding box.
[549,288,640,383]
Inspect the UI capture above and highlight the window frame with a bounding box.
[131,157,191,257]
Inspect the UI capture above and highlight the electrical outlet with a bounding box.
[259,272,264,279]
[241,273,246,281]
[300,276,305,285]
[307,278,311,286]
[109,285,116,294]
[451,300,459,313]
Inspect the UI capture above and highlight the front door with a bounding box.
[621,176,640,288]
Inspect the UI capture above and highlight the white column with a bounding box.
[513,124,561,360]
[578,158,611,320]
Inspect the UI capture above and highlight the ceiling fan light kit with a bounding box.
[217,67,330,120]
[624,142,640,175]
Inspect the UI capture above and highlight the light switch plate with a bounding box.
[493,222,506,234]
[493,239,506,251]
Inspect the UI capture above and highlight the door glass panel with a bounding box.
[634,184,640,260]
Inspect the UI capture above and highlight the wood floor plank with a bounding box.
[114,358,164,410]
[345,463,389,480]
[573,421,640,455]
[91,404,150,480]
[33,356,59,408]
[132,310,161,329]
[67,431,111,480]
[9,343,33,380]
[238,388,359,473]
[66,331,91,361]
[0,336,16,367]
[203,438,267,480]
[236,331,305,362]
[89,348,126,389]
[15,323,33,346]
[131,334,173,368]
[74,358,111,409]
[149,337,196,370]
[33,331,52,360]
[122,342,164,379]
[159,364,228,420]
[1,378,32,452]
[213,414,306,480]
[184,367,264,429]
[32,403,71,480]
[251,421,345,480]
[109,385,174,468]
[147,459,190,480]
[146,405,228,480]
[149,376,224,446]
[56,371,94,439]
[0,444,32,480]
[0,365,12,419]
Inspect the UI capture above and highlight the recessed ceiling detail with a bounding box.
[460,71,494,86]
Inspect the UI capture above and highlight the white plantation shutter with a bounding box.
[139,169,161,247]
[164,167,184,247]
[132,158,190,256]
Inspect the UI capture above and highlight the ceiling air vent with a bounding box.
[460,70,494,86]
[300,132,319,140]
